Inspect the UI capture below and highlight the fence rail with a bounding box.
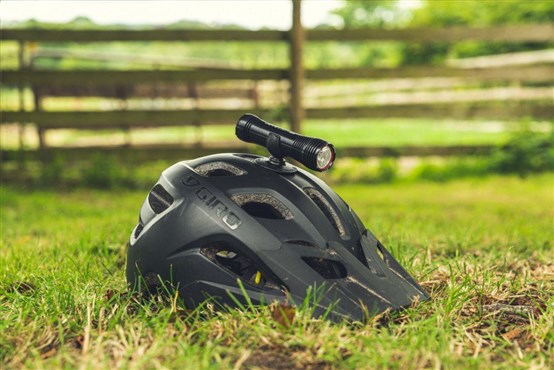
[2,102,551,129]
[2,65,553,85]
[2,24,552,42]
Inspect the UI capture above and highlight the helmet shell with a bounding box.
[127,153,428,321]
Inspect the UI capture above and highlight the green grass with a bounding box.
[304,119,524,147]
[1,174,553,369]
[3,117,547,150]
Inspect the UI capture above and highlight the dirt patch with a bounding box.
[418,263,551,357]
[243,346,332,370]
[6,281,36,294]
[270,303,296,328]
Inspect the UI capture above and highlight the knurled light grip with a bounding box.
[235,114,335,172]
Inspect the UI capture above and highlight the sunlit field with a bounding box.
[2,118,544,150]
[1,174,552,369]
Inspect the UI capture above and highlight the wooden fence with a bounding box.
[0,5,553,163]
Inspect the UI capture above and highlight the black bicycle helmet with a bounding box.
[126,114,428,322]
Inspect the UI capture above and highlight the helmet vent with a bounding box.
[195,162,246,177]
[304,188,345,236]
[232,194,293,220]
[302,257,347,279]
[241,202,285,220]
[200,243,283,290]
[134,223,144,238]
[148,184,174,214]
[200,244,253,278]
[286,240,317,248]
[376,244,387,262]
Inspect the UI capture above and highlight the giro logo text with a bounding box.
[183,175,242,230]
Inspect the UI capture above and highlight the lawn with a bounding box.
[2,118,543,150]
[1,174,553,369]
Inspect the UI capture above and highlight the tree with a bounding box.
[332,0,409,28]
[401,0,554,65]
[329,1,410,67]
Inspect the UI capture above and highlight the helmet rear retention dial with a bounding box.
[235,114,336,172]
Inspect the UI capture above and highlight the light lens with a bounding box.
[316,145,334,171]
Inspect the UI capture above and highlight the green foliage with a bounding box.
[326,129,554,184]
[402,0,554,65]
[328,1,407,67]
[409,158,490,182]
[411,0,554,27]
[410,128,554,180]
[0,41,19,69]
[326,0,554,66]
[332,0,410,28]
[376,158,399,182]
[39,154,66,185]
[5,16,247,31]
[81,154,123,189]
[329,158,398,183]
[489,129,554,177]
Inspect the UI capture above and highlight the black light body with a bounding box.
[236,114,335,172]
[126,115,428,322]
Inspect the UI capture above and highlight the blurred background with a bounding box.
[0,0,552,187]
[2,3,553,368]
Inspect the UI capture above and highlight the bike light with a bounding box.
[316,145,334,171]
[236,114,335,172]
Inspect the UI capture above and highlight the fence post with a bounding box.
[289,0,305,133]
[17,41,27,169]
[187,82,203,148]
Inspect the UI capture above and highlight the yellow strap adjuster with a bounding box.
[254,271,262,285]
